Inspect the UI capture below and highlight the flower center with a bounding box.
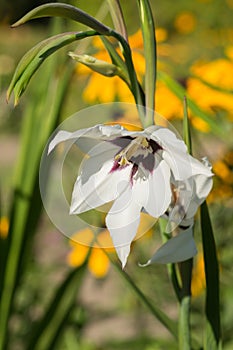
[114,136,151,166]
[110,136,162,182]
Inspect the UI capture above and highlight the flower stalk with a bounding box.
[137,0,157,126]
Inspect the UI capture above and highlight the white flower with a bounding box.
[142,157,213,266]
[48,124,213,268]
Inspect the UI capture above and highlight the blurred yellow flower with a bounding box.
[156,81,183,119]
[191,251,206,297]
[190,59,233,90]
[190,116,210,133]
[213,160,233,184]
[174,11,197,34]
[0,217,9,239]
[156,28,168,43]
[187,59,233,120]
[208,150,233,203]
[67,228,114,278]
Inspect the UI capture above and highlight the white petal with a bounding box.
[48,124,143,154]
[150,127,213,181]
[150,127,187,155]
[185,174,213,220]
[80,141,120,185]
[140,227,197,265]
[70,160,132,214]
[194,170,213,201]
[48,130,80,154]
[106,184,146,268]
[144,160,172,217]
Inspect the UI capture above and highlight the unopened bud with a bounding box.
[68,52,119,77]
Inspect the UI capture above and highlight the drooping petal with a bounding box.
[193,158,213,201]
[105,182,148,268]
[140,227,197,266]
[167,157,213,227]
[143,160,172,218]
[70,159,132,214]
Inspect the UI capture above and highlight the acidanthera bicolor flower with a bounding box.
[48,124,213,268]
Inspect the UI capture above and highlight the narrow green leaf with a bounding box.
[106,251,178,339]
[12,2,111,35]
[200,201,221,348]
[183,96,192,155]
[107,0,128,41]
[26,265,86,350]
[100,37,129,81]
[137,0,156,126]
[7,30,98,104]
[158,71,225,139]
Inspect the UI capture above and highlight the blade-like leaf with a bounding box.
[137,0,156,126]
[100,37,130,82]
[107,0,128,41]
[200,201,221,348]
[105,251,178,339]
[7,30,98,104]
[26,265,87,350]
[12,2,111,35]
[183,96,192,154]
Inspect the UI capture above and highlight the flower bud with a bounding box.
[68,52,119,77]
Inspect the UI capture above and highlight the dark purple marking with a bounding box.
[149,139,163,153]
[130,164,138,185]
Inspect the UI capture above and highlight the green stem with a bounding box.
[112,31,146,114]
[137,0,156,126]
[179,296,191,350]
[178,258,193,350]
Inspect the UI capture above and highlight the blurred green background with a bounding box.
[0,1,233,349]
